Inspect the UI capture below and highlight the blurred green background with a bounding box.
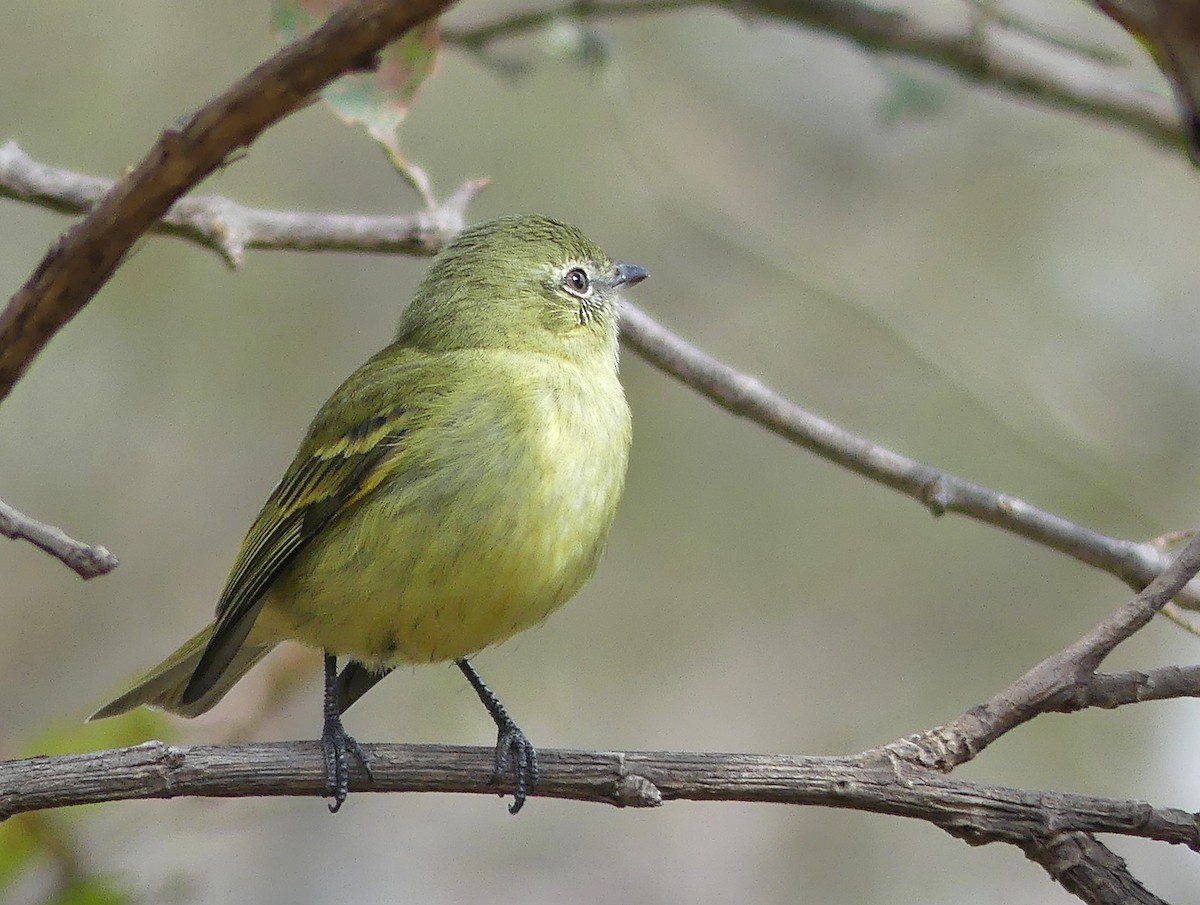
[3,1,1200,902]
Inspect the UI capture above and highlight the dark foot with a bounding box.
[322,653,373,813]
[458,659,538,814]
[493,718,539,815]
[321,713,372,813]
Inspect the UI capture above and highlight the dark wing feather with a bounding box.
[181,405,408,705]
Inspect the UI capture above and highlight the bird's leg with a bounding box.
[457,658,538,814]
[321,652,373,813]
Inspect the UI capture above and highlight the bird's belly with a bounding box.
[260,448,621,666]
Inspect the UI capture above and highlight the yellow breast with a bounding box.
[259,351,631,667]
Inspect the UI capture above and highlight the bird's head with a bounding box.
[398,214,648,367]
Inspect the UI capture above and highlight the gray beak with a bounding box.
[613,262,649,287]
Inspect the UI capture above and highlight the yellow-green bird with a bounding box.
[91,214,647,813]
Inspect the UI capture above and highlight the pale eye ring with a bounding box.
[563,267,591,297]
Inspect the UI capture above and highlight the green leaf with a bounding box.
[271,0,441,152]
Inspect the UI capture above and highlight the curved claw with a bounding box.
[322,715,373,813]
[493,721,539,815]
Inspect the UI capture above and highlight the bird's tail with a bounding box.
[89,623,275,720]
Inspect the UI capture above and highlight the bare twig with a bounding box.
[0,497,117,580]
[444,0,1183,155]
[870,536,1200,899]
[0,142,485,268]
[1061,664,1200,710]
[0,0,459,406]
[616,303,1198,608]
[1021,834,1169,905]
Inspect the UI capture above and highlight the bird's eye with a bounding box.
[563,267,591,297]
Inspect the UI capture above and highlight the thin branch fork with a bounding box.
[889,528,1200,771]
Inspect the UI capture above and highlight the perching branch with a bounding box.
[0,740,1187,905]
[7,544,1200,903]
[0,0,459,406]
[3,741,1197,845]
[444,0,1185,156]
[0,497,117,579]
